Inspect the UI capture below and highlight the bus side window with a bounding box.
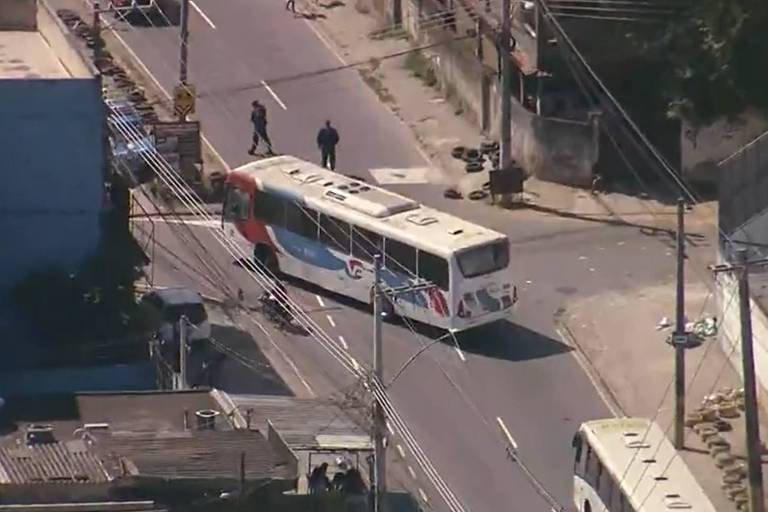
[286,202,319,240]
[384,238,416,276]
[418,251,449,290]
[253,190,285,226]
[352,227,382,262]
[320,214,351,253]
[584,446,596,486]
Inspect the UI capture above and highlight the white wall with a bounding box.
[0,79,105,292]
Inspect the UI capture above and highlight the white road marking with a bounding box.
[261,80,288,110]
[304,19,348,65]
[418,488,429,503]
[326,314,336,328]
[316,295,326,307]
[408,465,417,479]
[190,0,217,29]
[496,417,518,450]
[396,444,406,458]
[351,357,361,371]
[556,328,621,418]
[386,421,395,436]
[338,335,348,350]
[108,28,229,170]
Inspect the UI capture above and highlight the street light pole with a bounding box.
[673,198,686,449]
[372,255,386,512]
[178,0,190,120]
[499,0,512,172]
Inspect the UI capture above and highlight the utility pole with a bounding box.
[711,249,766,512]
[735,249,765,512]
[178,0,190,121]
[372,254,386,512]
[673,198,687,449]
[178,316,188,390]
[499,0,512,172]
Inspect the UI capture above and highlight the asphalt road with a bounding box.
[68,1,685,510]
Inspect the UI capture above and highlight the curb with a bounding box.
[554,313,628,418]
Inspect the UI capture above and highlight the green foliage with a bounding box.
[641,0,768,124]
[11,230,142,347]
[404,50,437,87]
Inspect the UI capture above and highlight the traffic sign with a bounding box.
[173,83,196,117]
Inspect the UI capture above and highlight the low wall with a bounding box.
[716,253,768,403]
[0,0,36,30]
[399,0,597,186]
[37,0,95,77]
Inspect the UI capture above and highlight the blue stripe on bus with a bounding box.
[272,228,347,272]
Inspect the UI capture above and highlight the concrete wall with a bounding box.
[0,0,37,30]
[400,0,598,186]
[716,268,768,403]
[682,110,768,187]
[0,79,105,292]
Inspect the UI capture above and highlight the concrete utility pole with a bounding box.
[712,249,766,512]
[673,198,687,449]
[178,315,188,390]
[735,249,765,512]
[372,255,386,512]
[178,0,190,120]
[499,0,512,172]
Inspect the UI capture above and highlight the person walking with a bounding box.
[248,100,274,156]
[285,0,295,12]
[316,120,340,170]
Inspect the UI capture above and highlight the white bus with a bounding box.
[222,155,517,331]
[572,418,717,512]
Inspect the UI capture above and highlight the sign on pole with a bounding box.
[173,83,196,118]
[152,121,202,163]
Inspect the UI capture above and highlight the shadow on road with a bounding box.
[456,320,572,361]
[200,324,292,396]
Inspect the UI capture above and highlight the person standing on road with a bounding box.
[285,0,296,12]
[316,120,340,170]
[248,100,274,156]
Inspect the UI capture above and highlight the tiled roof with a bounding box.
[95,430,291,481]
[0,440,110,484]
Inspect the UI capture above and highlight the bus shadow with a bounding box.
[455,320,573,361]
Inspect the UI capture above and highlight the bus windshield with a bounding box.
[457,240,509,278]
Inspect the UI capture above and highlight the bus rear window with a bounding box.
[456,240,509,278]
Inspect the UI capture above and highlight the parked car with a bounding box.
[139,287,211,343]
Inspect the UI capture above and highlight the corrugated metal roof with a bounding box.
[216,393,371,451]
[0,441,110,484]
[95,430,291,481]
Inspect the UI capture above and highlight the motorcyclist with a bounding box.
[260,280,291,323]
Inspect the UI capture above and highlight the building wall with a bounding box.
[0,79,105,292]
[400,0,598,186]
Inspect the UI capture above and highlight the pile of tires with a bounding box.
[452,141,500,174]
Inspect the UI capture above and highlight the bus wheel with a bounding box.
[583,500,591,512]
[254,244,279,275]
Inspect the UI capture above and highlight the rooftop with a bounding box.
[0,0,93,80]
[215,392,372,452]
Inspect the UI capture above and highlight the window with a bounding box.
[352,227,382,262]
[223,186,250,222]
[385,238,416,276]
[418,251,449,290]
[252,190,285,226]
[456,240,510,278]
[286,202,318,240]
[320,214,351,253]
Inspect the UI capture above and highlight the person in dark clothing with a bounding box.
[316,120,340,170]
[248,100,274,156]
[285,0,295,12]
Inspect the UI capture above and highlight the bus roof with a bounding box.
[580,417,717,512]
[230,156,506,257]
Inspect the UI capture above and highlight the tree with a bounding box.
[653,0,768,124]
